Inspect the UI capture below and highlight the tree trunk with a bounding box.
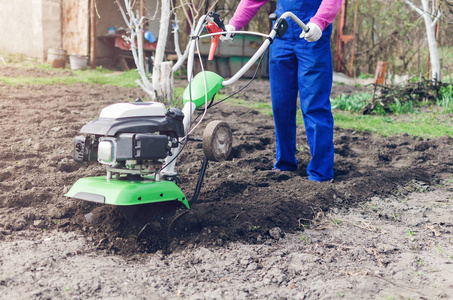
[405,0,441,81]
[152,0,173,103]
[155,61,174,103]
[421,0,441,81]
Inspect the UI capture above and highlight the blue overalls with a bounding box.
[269,0,334,181]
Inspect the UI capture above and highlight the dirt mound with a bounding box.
[1,75,452,257]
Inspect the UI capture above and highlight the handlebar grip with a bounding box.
[269,12,310,33]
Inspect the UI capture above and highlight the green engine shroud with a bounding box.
[183,71,224,109]
[65,176,189,209]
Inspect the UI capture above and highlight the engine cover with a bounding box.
[100,102,167,118]
[73,103,185,166]
[80,103,185,137]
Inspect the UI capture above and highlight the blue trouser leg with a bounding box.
[269,5,334,181]
[298,68,334,181]
[269,39,299,171]
[296,34,334,181]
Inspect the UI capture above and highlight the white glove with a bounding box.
[220,24,236,44]
[299,23,322,42]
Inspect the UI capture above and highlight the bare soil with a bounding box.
[1,65,453,299]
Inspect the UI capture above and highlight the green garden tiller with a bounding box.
[66,11,310,209]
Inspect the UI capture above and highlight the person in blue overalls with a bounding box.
[223,0,342,181]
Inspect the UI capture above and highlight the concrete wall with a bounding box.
[42,0,62,55]
[0,0,61,60]
[0,0,40,58]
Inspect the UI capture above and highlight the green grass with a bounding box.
[331,92,416,115]
[1,58,452,138]
[230,92,452,138]
[437,84,453,113]
[334,112,453,137]
[229,97,274,118]
[330,92,371,112]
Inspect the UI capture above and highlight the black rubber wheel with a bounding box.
[202,121,232,161]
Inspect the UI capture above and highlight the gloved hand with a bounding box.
[299,23,322,42]
[220,24,236,44]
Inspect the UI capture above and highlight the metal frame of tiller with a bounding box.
[65,12,309,209]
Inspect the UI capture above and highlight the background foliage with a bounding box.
[182,0,453,80]
[338,0,453,79]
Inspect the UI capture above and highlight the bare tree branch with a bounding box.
[116,0,156,98]
[405,0,424,15]
[432,9,442,27]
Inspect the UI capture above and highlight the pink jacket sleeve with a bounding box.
[228,0,269,30]
[229,0,342,31]
[309,0,342,31]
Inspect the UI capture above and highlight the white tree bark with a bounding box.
[171,12,195,73]
[156,61,174,102]
[152,0,173,102]
[405,0,442,81]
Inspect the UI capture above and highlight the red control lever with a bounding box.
[207,22,222,61]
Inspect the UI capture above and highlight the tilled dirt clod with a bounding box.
[1,79,452,253]
[1,69,453,299]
